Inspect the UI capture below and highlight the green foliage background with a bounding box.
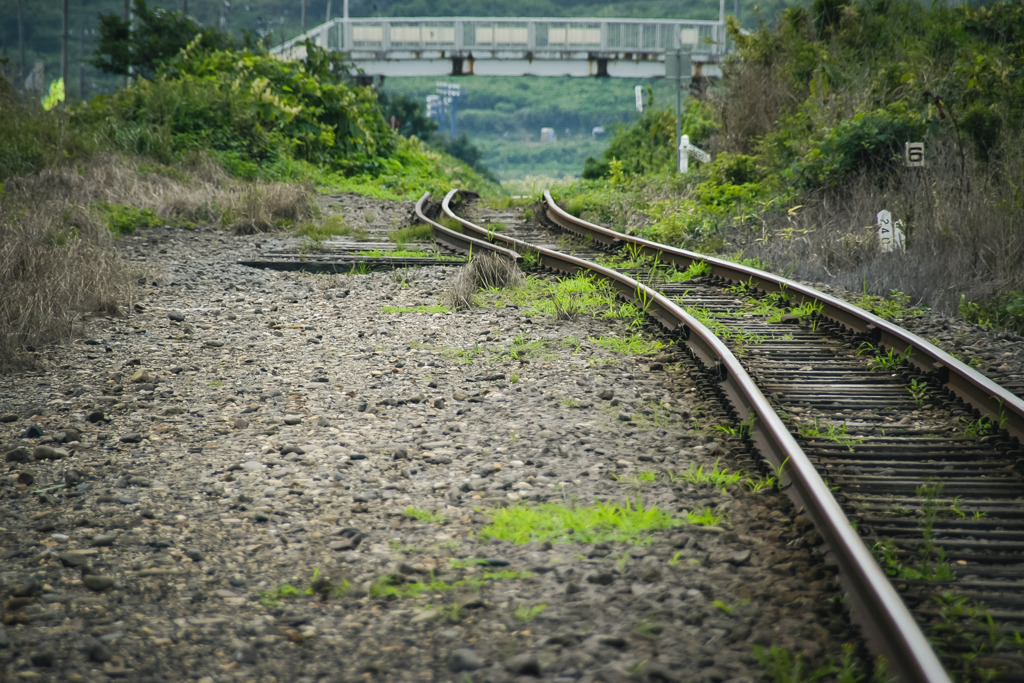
[0,0,781,180]
[554,0,1024,327]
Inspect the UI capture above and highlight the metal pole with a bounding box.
[301,0,306,33]
[125,0,131,88]
[16,0,25,85]
[676,76,683,172]
[77,27,84,100]
[326,0,332,22]
[62,0,68,91]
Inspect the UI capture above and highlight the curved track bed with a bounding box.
[417,190,1024,681]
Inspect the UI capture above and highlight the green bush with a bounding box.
[94,202,163,235]
[76,41,397,178]
[793,104,926,188]
[960,291,1024,332]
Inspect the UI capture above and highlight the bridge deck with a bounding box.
[272,17,727,78]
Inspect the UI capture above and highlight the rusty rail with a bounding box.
[436,188,950,682]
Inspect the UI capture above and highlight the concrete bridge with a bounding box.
[271,17,727,79]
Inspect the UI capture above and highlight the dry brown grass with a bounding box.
[0,153,318,369]
[735,134,1024,315]
[228,182,316,235]
[446,253,525,310]
[0,191,130,369]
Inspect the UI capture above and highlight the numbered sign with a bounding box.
[905,142,924,167]
[877,210,906,253]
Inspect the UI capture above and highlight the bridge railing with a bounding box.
[273,17,727,61]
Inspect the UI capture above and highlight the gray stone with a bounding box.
[86,638,112,662]
[4,447,30,463]
[129,369,152,383]
[33,445,68,460]
[83,575,116,591]
[505,652,541,676]
[450,648,484,672]
[92,533,117,547]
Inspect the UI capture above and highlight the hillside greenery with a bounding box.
[553,0,1024,330]
[381,76,680,180]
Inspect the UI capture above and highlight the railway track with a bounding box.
[415,189,1024,682]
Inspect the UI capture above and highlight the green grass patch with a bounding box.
[257,568,349,607]
[93,201,162,235]
[515,603,548,622]
[369,569,531,600]
[295,215,368,242]
[670,459,743,491]
[589,333,665,355]
[403,507,447,522]
[388,223,434,246]
[477,500,685,545]
[504,273,643,324]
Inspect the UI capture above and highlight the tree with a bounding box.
[378,90,439,141]
[91,0,236,81]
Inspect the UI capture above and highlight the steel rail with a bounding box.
[415,192,522,263]
[542,191,1024,446]
[438,189,950,682]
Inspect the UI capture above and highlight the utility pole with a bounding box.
[62,0,69,91]
[326,0,332,22]
[17,0,25,85]
[77,27,84,100]
[125,0,132,88]
[183,0,188,14]
[301,0,306,32]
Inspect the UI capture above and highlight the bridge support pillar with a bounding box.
[451,55,473,76]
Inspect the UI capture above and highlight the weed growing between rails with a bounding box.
[445,252,525,309]
[870,480,1024,680]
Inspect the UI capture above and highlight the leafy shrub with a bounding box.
[93,202,163,235]
[960,292,1024,332]
[77,40,397,178]
[583,100,717,180]
[793,104,926,188]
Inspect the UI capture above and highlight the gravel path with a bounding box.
[2,193,976,682]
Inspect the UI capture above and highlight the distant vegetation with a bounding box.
[382,77,679,180]
[0,5,495,369]
[554,0,1024,329]
[0,0,784,180]
[0,0,784,103]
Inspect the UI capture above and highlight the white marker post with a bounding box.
[678,134,711,174]
[635,85,643,113]
[877,210,906,253]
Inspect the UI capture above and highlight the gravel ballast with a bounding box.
[10,193,1020,682]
